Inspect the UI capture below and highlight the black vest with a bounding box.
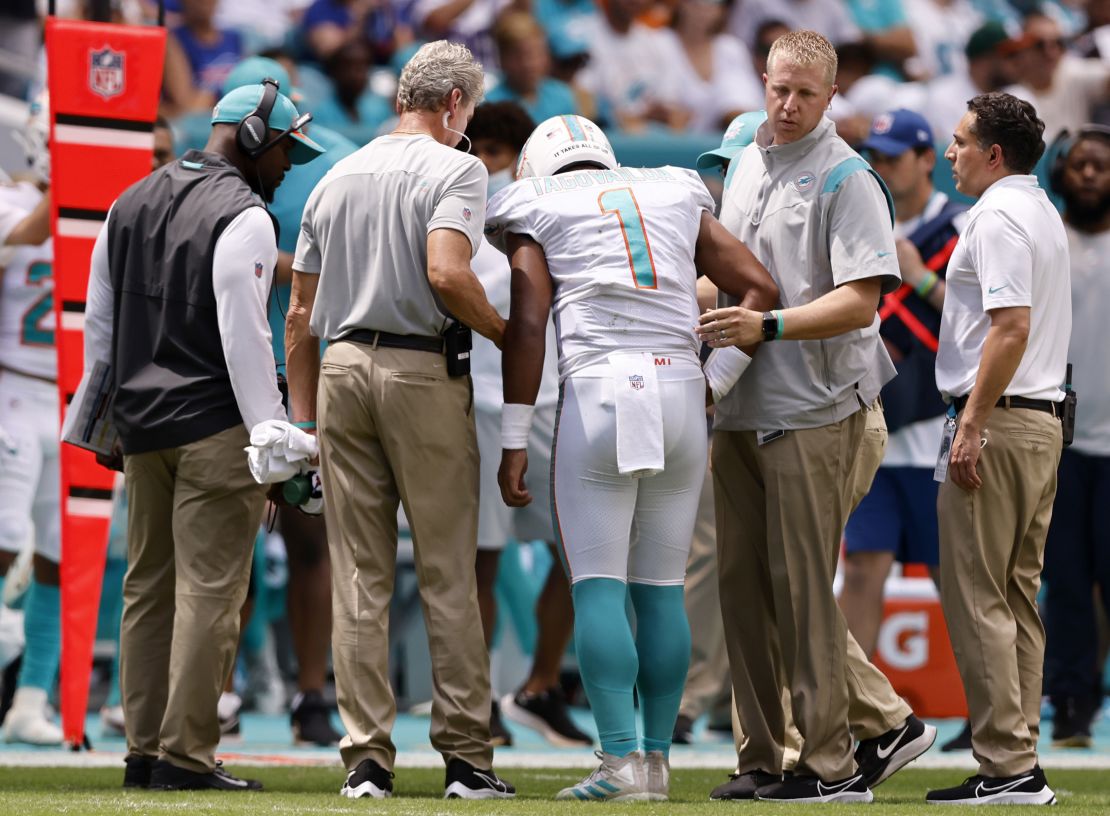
[106,150,275,454]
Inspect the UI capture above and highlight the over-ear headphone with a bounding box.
[1048,123,1110,195]
[237,77,279,158]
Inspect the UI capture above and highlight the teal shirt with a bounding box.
[485,77,579,123]
[269,124,357,370]
[309,89,393,147]
[845,0,908,79]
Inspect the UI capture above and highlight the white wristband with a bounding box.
[501,403,535,449]
[704,347,752,403]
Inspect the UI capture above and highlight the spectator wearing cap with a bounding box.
[70,80,325,791]
[923,21,1021,142]
[1006,11,1110,140]
[485,10,580,123]
[841,108,968,661]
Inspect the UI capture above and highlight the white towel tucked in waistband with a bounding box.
[245,419,319,484]
[609,352,664,478]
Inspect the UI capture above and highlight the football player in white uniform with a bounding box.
[0,95,62,744]
[486,115,778,801]
[464,102,594,750]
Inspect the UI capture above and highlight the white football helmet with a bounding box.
[14,90,50,183]
[516,114,618,179]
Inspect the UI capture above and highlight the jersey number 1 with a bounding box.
[21,261,53,347]
[598,188,657,289]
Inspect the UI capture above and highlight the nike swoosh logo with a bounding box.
[876,725,909,759]
[817,774,862,797]
[988,284,1009,294]
[474,771,504,790]
[976,775,1033,796]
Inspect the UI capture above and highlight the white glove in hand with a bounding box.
[703,347,753,403]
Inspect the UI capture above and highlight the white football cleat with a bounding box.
[644,750,670,801]
[556,751,648,801]
[3,687,63,745]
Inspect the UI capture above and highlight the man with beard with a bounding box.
[1042,125,1110,748]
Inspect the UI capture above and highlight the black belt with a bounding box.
[341,329,443,354]
[952,394,1062,418]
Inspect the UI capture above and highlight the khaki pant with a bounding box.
[678,453,732,724]
[938,407,1061,777]
[318,341,492,772]
[715,406,908,780]
[120,424,264,772]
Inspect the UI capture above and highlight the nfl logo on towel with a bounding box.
[628,375,644,390]
[89,47,125,99]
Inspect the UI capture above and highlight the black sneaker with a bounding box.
[709,769,782,800]
[756,772,873,803]
[940,719,972,752]
[443,758,515,799]
[340,758,393,799]
[925,766,1055,805]
[672,714,695,745]
[123,754,154,789]
[489,700,513,747]
[501,687,593,748]
[855,714,938,787]
[291,690,341,747]
[149,758,262,791]
[1051,697,1094,748]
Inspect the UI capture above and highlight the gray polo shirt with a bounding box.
[716,116,901,431]
[294,133,487,341]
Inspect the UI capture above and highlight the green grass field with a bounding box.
[0,766,1107,814]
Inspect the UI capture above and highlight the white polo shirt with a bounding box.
[936,175,1070,403]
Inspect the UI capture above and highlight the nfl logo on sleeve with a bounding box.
[88,47,125,99]
[254,262,264,278]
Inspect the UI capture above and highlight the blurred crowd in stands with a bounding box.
[1,0,1106,154]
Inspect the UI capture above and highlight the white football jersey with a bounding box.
[485,166,714,380]
[0,185,55,380]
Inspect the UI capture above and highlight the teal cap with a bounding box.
[211,83,325,165]
[696,111,767,170]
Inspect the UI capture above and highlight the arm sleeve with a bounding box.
[971,209,1033,310]
[292,188,321,274]
[83,207,115,369]
[429,157,488,257]
[827,169,901,293]
[212,207,287,430]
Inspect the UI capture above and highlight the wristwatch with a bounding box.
[761,311,778,342]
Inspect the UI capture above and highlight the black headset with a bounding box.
[237,77,279,158]
[1048,123,1110,194]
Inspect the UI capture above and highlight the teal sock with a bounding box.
[629,583,690,758]
[17,578,61,692]
[572,577,639,757]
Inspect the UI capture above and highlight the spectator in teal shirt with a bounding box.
[844,0,917,77]
[486,11,579,124]
[310,39,395,146]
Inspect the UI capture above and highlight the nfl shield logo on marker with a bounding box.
[629,375,644,391]
[89,47,125,99]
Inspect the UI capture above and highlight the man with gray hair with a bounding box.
[285,40,514,800]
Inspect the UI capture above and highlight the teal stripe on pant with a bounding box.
[630,583,690,758]
[572,577,639,756]
[18,578,61,692]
